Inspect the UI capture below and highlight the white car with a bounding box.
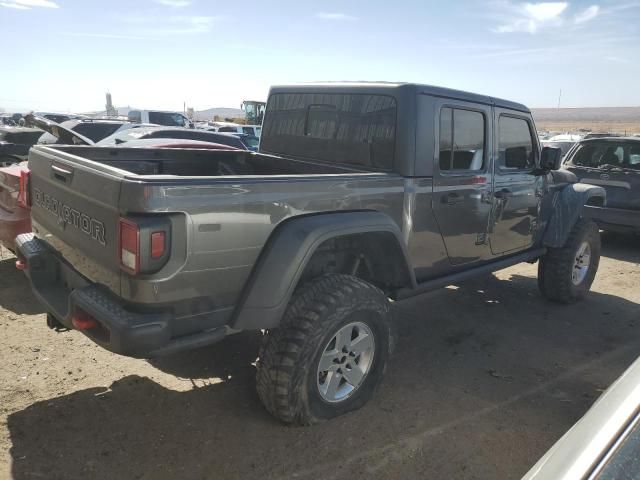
[524,356,640,479]
[200,121,262,137]
[127,110,193,128]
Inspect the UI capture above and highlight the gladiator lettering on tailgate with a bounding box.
[33,188,106,245]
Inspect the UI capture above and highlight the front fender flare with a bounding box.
[231,211,415,330]
[543,182,606,248]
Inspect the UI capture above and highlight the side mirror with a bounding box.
[540,146,562,170]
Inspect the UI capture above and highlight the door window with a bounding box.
[498,116,535,170]
[439,107,485,172]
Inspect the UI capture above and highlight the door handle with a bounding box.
[51,164,74,183]
[494,189,513,199]
[442,193,464,206]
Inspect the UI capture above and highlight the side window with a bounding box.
[242,126,254,135]
[439,107,485,172]
[498,116,535,170]
[128,111,142,123]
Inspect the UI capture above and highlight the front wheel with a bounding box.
[256,274,393,425]
[538,218,601,303]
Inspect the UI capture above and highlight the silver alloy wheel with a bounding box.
[316,321,375,403]
[572,241,592,285]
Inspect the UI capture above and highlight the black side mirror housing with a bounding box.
[540,146,563,170]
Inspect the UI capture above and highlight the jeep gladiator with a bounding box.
[16,83,605,424]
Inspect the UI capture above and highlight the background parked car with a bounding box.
[127,110,193,128]
[96,126,253,150]
[542,134,583,158]
[0,162,29,252]
[563,136,640,233]
[38,119,153,145]
[34,112,87,124]
[199,121,262,137]
[0,126,44,166]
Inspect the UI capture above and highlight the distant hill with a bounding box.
[532,107,640,134]
[532,107,640,122]
[84,106,245,121]
[193,107,244,121]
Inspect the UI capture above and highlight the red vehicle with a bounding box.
[0,162,30,252]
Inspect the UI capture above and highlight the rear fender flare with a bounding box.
[231,211,415,330]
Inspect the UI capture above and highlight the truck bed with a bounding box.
[50,145,362,177]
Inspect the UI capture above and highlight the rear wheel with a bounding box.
[538,218,600,303]
[256,274,393,425]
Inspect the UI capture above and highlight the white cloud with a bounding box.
[0,0,58,8]
[316,12,357,21]
[493,2,568,33]
[63,32,147,40]
[153,0,191,7]
[122,15,222,35]
[574,5,599,23]
[0,2,30,8]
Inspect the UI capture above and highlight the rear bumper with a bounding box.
[584,205,640,232]
[15,233,229,358]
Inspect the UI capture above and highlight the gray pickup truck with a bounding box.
[16,83,605,425]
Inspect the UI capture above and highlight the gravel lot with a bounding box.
[1,234,639,480]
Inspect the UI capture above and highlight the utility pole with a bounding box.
[557,89,562,110]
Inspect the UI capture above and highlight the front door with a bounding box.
[490,111,542,255]
[432,102,493,265]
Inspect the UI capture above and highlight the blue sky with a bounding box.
[0,0,639,113]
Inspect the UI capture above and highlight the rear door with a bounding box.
[29,147,125,293]
[564,140,640,210]
[432,101,494,265]
[490,111,542,255]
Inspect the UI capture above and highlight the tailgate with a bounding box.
[28,146,125,294]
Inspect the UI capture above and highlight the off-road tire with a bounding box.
[538,218,600,303]
[256,274,393,425]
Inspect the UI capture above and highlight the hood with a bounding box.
[24,114,94,146]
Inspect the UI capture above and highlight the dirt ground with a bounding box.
[1,234,639,480]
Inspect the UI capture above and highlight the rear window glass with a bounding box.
[73,123,123,142]
[148,112,187,127]
[261,93,397,170]
[439,107,485,171]
[570,142,640,170]
[128,111,142,123]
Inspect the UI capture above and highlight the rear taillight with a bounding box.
[17,170,31,208]
[119,218,140,274]
[118,217,171,275]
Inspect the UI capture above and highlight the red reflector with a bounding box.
[71,310,98,330]
[15,259,27,270]
[151,231,165,259]
[17,170,31,208]
[470,176,487,185]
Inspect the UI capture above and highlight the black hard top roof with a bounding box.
[269,82,530,113]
